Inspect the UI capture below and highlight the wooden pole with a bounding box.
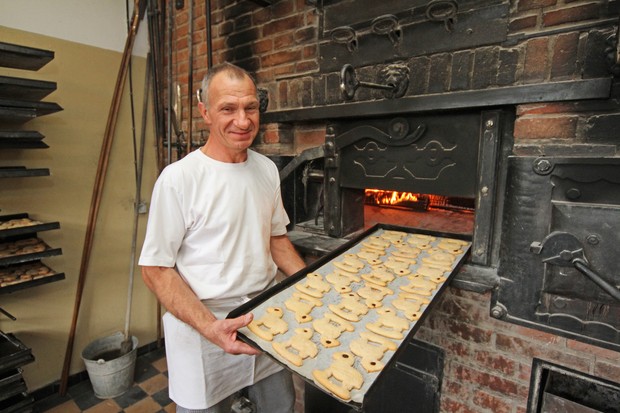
[59,0,146,396]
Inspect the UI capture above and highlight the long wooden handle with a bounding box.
[59,0,146,396]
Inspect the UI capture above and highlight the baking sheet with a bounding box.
[228,224,470,409]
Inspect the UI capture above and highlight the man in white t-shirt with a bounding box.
[139,62,306,413]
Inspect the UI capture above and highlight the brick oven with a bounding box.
[161,0,620,412]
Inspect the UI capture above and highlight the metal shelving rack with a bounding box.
[0,41,65,413]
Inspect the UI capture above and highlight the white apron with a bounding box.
[163,296,283,410]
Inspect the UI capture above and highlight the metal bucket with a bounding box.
[81,332,138,399]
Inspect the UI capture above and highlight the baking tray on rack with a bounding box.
[228,223,471,411]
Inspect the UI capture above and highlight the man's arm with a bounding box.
[270,234,306,276]
[141,265,260,355]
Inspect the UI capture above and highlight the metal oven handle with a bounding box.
[530,231,620,302]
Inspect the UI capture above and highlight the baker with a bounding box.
[139,62,306,413]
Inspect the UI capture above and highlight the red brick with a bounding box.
[514,324,566,345]
[543,3,600,27]
[517,102,578,116]
[566,339,620,360]
[518,362,532,382]
[474,351,517,376]
[517,0,556,11]
[302,45,317,59]
[441,398,478,413]
[296,60,318,73]
[274,33,295,49]
[454,364,520,395]
[473,390,512,413]
[295,127,325,149]
[261,49,302,66]
[594,359,620,384]
[513,116,578,140]
[272,0,295,18]
[274,64,297,77]
[551,32,580,78]
[263,15,304,36]
[509,15,538,32]
[254,38,273,54]
[262,129,279,144]
[523,37,549,83]
[495,332,593,373]
[444,340,472,358]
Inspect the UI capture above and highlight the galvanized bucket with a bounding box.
[81,332,138,399]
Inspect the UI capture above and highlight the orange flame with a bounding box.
[365,189,419,205]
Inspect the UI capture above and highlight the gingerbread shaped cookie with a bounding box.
[295,272,331,298]
[334,255,365,273]
[325,269,360,289]
[350,331,397,372]
[313,312,355,346]
[361,268,395,286]
[312,352,364,401]
[328,292,369,322]
[392,292,429,320]
[357,283,394,301]
[272,328,318,367]
[247,307,288,341]
[366,307,410,340]
[285,291,322,323]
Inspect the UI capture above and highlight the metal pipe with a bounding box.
[206,0,212,68]
[166,0,173,165]
[186,0,194,156]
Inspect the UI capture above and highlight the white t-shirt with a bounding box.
[138,148,290,409]
[139,148,290,299]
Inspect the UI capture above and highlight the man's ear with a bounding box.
[198,102,210,124]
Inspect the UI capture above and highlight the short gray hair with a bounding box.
[199,62,257,107]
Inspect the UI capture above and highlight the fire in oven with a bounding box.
[284,108,513,277]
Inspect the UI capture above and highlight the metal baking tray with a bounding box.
[0,214,60,240]
[0,238,62,267]
[0,332,34,372]
[228,224,471,411]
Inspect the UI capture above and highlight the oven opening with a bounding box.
[363,189,475,236]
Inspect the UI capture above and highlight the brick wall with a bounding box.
[167,1,620,412]
[416,287,620,413]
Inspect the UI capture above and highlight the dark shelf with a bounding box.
[0,131,47,149]
[0,98,62,124]
[0,215,60,240]
[0,272,65,295]
[0,76,56,101]
[0,42,54,71]
[0,333,34,372]
[0,239,62,267]
[0,167,50,179]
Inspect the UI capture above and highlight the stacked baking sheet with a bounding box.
[230,225,471,409]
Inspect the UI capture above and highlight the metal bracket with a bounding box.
[530,231,620,301]
[340,64,409,100]
[331,26,358,52]
[425,0,458,32]
[371,14,402,47]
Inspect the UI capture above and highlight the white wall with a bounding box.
[0,0,150,56]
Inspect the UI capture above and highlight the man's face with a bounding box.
[199,72,260,156]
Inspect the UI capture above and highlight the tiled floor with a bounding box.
[33,346,175,413]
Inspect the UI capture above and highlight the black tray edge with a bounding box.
[227,223,472,410]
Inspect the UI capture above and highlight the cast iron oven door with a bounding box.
[492,156,620,352]
[323,109,508,271]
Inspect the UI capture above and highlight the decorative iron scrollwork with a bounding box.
[425,0,458,32]
[339,64,409,100]
[371,14,402,47]
[330,26,358,52]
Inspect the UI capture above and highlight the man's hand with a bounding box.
[205,313,261,355]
